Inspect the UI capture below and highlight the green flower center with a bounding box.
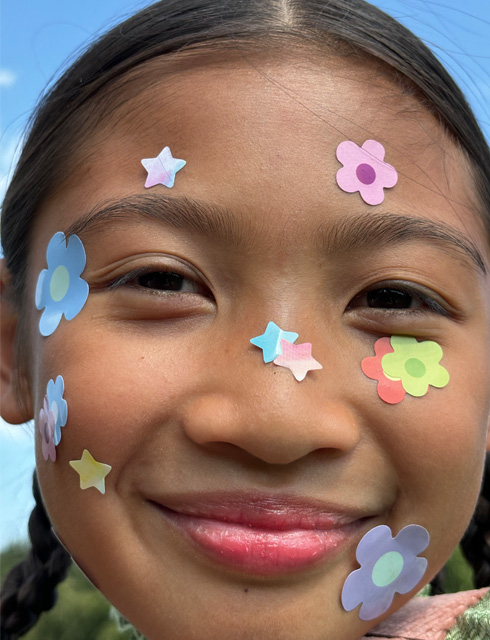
[372,551,404,587]
[404,357,426,378]
[50,265,70,302]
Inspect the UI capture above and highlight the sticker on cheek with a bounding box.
[273,339,322,381]
[39,396,56,462]
[361,337,405,404]
[141,146,186,188]
[362,336,449,403]
[69,450,112,495]
[336,140,398,205]
[35,232,89,336]
[341,524,430,621]
[46,375,68,446]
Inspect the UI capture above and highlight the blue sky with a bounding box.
[1,0,489,550]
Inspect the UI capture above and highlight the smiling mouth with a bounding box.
[150,494,372,575]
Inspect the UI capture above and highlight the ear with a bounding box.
[1,260,33,424]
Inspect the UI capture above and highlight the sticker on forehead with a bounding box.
[273,339,322,381]
[35,232,89,336]
[362,336,449,403]
[341,524,430,620]
[336,140,398,205]
[69,450,112,495]
[141,146,186,188]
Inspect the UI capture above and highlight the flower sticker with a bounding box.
[361,337,406,404]
[39,396,56,462]
[382,336,449,397]
[341,524,430,620]
[336,140,398,205]
[46,375,68,446]
[362,336,449,403]
[35,232,89,336]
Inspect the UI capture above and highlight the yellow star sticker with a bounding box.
[69,449,112,494]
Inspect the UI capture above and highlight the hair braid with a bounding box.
[460,453,490,588]
[0,472,71,639]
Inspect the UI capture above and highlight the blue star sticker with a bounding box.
[250,322,299,363]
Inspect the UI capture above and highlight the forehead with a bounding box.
[37,51,487,262]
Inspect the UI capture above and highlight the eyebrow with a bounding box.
[317,213,486,274]
[64,193,253,250]
[64,193,487,274]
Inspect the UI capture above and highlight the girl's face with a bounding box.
[16,54,490,639]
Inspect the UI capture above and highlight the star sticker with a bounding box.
[69,449,112,494]
[273,339,323,381]
[141,146,186,188]
[250,321,299,363]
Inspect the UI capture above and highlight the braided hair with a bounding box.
[0,473,71,639]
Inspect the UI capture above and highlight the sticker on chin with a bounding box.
[341,524,430,620]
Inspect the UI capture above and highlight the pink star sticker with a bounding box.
[273,339,323,381]
[141,146,186,188]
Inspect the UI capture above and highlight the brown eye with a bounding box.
[138,272,188,291]
[366,288,412,309]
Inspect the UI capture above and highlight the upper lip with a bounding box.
[149,492,372,530]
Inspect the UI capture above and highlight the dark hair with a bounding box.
[1,0,489,636]
[0,473,71,639]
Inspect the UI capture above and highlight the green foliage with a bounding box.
[1,543,131,640]
[443,545,475,593]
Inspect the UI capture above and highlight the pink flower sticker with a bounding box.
[336,140,398,205]
[39,396,56,461]
[361,337,405,404]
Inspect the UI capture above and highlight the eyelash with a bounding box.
[346,282,449,317]
[108,267,212,298]
[107,268,448,318]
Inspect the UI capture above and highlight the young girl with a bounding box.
[1,0,489,638]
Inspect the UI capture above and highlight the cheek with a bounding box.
[33,323,195,527]
[373,354,489,556]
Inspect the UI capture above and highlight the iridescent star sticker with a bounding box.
[69,449,112,494]
[141,146,186,188]
[273,339,322,381]
[250,321,299,363]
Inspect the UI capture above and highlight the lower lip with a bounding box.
[160,508,360,575]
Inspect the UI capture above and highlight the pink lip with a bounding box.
[151,494,370,575]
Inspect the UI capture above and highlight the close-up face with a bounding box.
[11,51,490,639]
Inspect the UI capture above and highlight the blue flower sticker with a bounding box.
[35,232,89,336]
[341,524,430,621]
[46,375,68,446]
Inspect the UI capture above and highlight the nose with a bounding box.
[181,349,361,465]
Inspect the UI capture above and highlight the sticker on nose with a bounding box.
[250,321,299,363]
[273,339,322,382]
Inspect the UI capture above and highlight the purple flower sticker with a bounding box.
[336,140,398,205]
[341,524,430,620]
[39,396,56,462]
